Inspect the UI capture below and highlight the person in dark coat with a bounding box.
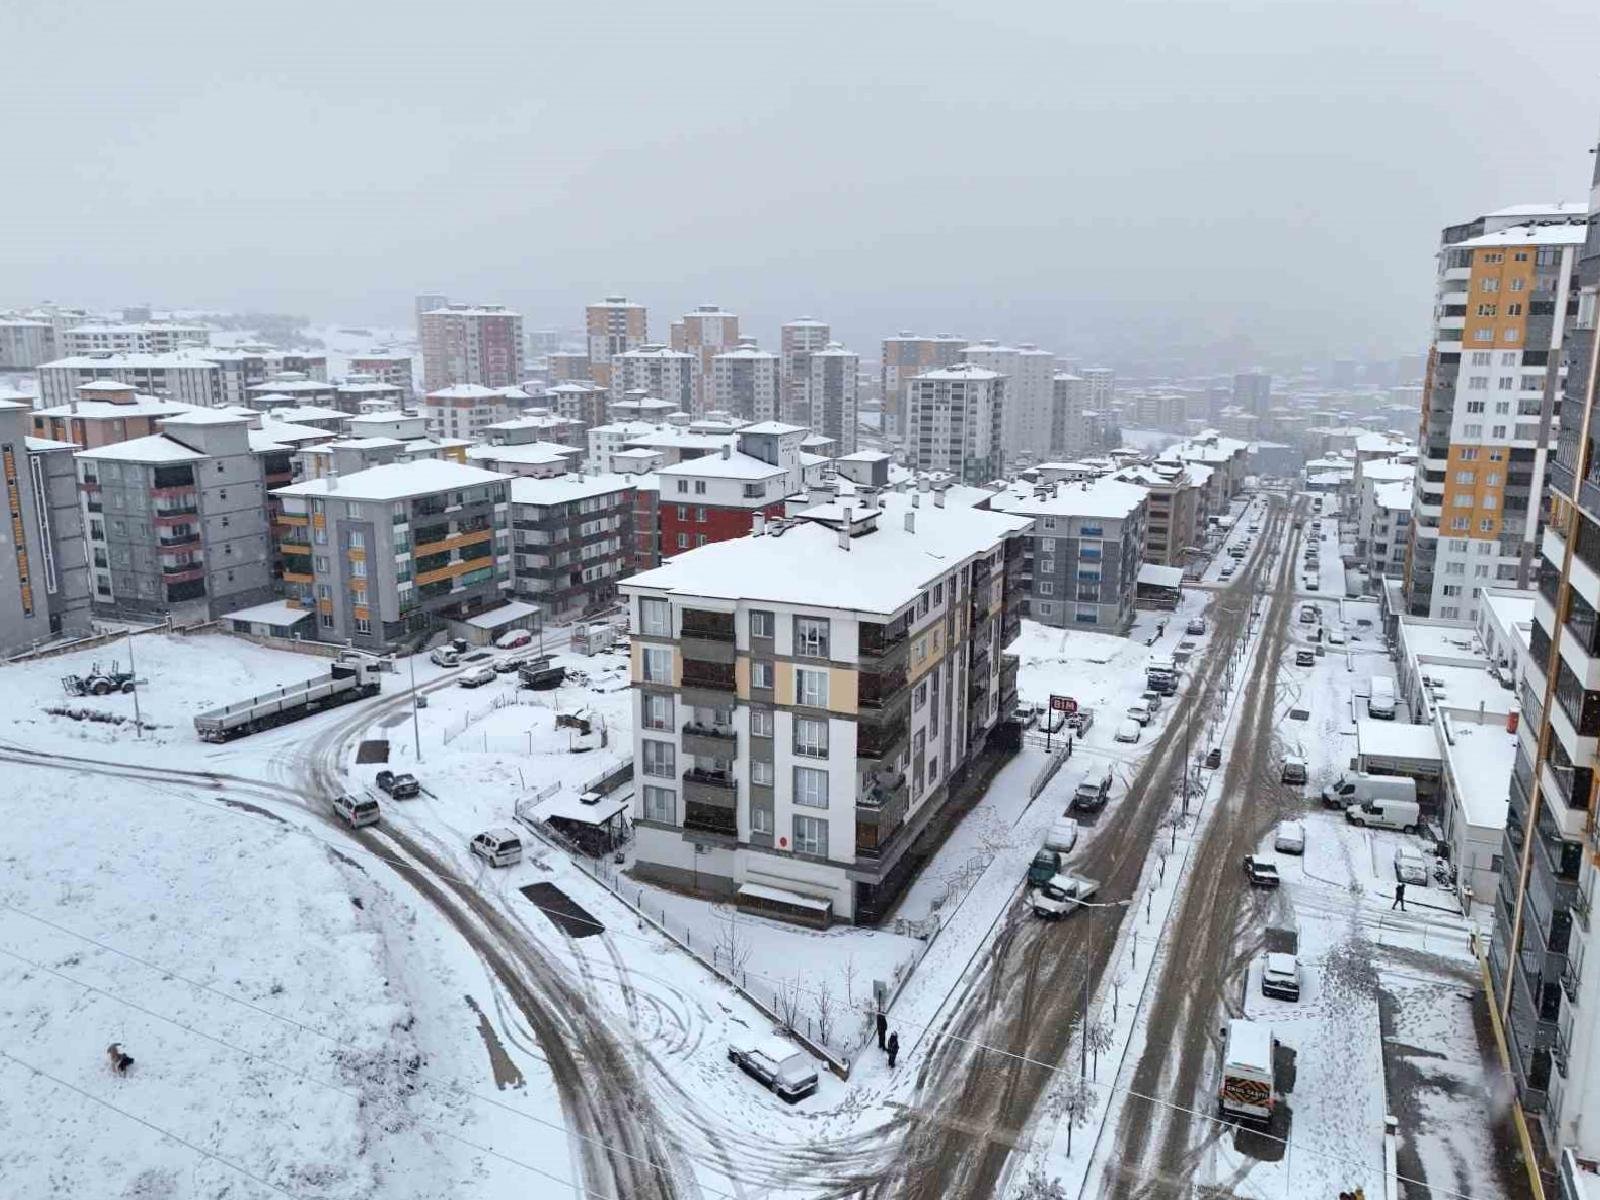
[886,1031,900,1069]
[875,1009,888,1051]
[1392,882,1406,911]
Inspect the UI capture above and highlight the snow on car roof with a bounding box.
[1225,1019,1274,1069]
[1265,952,1297,973]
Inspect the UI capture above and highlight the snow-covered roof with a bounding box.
[1356,720,1441,764]
[31,395,192,419]
[1482,590,1535,638]
[24,436,78,452]
[467,442,581,466]
[1440,718,1514,832]
[160,409,247,427]
[486,414,579,432]
[76,435,207,464]
[1138,564,1184,588]
[1456,223,1588,250]
[464,600,539,629]
[1361,460,1414,483]
[1374,481,1413,511]
[1485,201,1587,218]
[510,473,635,505]
[426,384,503,400]
[274,459,507,502]
[916,363,1002,382]
[252,421,330,445]
[224,600,312,628]
[246,379,331,394]
[422,305,521,318]
[739,421,805,436]
[624,492,1029,615]
[656,452,785,481]
[40,352,220,370]
[1355,431,1414,454]
[533,788,630,826]
[987,477,1147,521]
[275,405,348,423]
[838,451,890,463]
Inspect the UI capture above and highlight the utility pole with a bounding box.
[409,652,423,763]
[127,632,142,738]
[1080,963,1089,1079]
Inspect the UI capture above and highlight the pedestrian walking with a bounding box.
[1392,882,1406,911]
[886,1031,900,1069]
[875,1009,887,1051]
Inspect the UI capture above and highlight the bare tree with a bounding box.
[813,978,836,1046]
[1111,970,1130,1021]
[714,908,752,976]
[1013,1165,1068,1200]
[842,953,858,1007]
[776,973,804,1031]
[1055,1075,1098,1157]
[1083,1016,1115,1080]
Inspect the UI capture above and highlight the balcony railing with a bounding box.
[859,620,909,660]
[681,660,736,692]
[680,609,736,641]
[683,803,737,839]
[859,666,908,708]
[682,721,735,742]
[683,767,736,790]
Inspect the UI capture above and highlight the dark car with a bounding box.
[1243,854,1281,888]
[376,770,419,799]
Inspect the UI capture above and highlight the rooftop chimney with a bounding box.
[912,492,921,508]
[720,445,731,459]
[326,462,339,491]
[838,507,853,550]
[904,511,916,533]
[933,489,945,509]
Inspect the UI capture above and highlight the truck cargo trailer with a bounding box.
[193,658,383,742]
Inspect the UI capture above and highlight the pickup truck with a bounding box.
[375,770,420,799]
[1029,872,1101,918]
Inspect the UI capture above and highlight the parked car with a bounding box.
[1394,845,1429,885]
[470,827,524,868]
[1261,952,1301,1001]
[1305,578,1320,591]
[1326,624,1346,646]
[1114,720,1142,744]
[728,1037,819,1103]
[375,770,420,799]
[429,646,460,668]
[1294,648,1316,667]
[458,666,496,689]
[1140,690,1164,713]
[1126,702,1154,726]
[1186,617,1207,636]
[1072,769,1114,812]
[1011,701,1040,727]
[1273,821,1305,855]
[1029,872,1102,918]
[1220,565,1236,579]
[331,793,380,829]
[492,653,526,674]
[1243,854,1281,888]
[495,628,534,650]
[1299,605,1318,624]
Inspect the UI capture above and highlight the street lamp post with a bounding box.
[409,652,423,763]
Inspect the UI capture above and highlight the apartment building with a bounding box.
[1369,481,1413,580]
[1354,456,1415,558]
[780,317,830,422]
[586,295,648,388]
[333,377,406,415]
[62,324,211,357]
[621,489,1028,924]
[38,352,222,408]
[1406,202,1589,620]
[273,460,512,649]
[960,341,1053,466]
[543,381,610,437]
[30,381,193,448]
[881,332,966,442]
[794,342,860,454]
[1484,154,1600,1170]
[1081,367,1115,411]
[1111,461,1200,567]
[654,423,821,557]
[509,473,635,622]
[419,303,525,391]
[76,410,273,620]
[1049,373,1094,458]
[466,441,582,479]
[0,400,92,649]
[346,352,415,395]
[671,305,739,412]
[712,340,780,423]
[422,384,511,441]
[0,319,56,368]
[984,478,1148,631]
[611,345,698,415]
[1233,371,1272,415]
[905,363,1006,485]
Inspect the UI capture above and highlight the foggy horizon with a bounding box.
[5,0,1599,371]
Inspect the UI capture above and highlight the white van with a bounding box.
[1322,772,1416,811]
[1367,677,1396,720]
[470,828,524,868]
[1218,1018,1277,1123]
[429,646,460,668]
[1348,796,1422,833]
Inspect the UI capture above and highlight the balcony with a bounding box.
[857,713,908,765]
[857,769,907,811]
[859,618,910,664]
[682,768,737,810]
[681,721,736,758]
[680,608,735,642]
[680,658,735,693]
[161,563,204,582]
[158,531,200,549]
[859,665,908,708]
[683,801,737,840]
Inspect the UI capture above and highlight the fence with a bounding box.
[1029,739,1073,799]
[440,691,549,748]
[6,616,182,663]
[223,629,350,659]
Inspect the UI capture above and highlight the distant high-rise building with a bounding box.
[1049,373,1093,457]
[882,332,965,442]
[961,340,1052,464]
[610,344,698,414]
[1404,201,1589,620]
[780,317,830,422]
[906,363,1005,484]
[712,339,780,422]
[670,304,739,412]
[586,295,647,389]
[415,294,448,329]
[419,303,525,392]
[1232,371,1273,415]
[1080,367,1116,412]
[796,342,860,453]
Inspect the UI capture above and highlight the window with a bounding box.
[1460,448,1479,460]
[694,481,706,495]
[351,558,367,578]
[1466,376,1488,390]
[1480,519,1495,532]
[314,555,329,572]
[641,693,673,731]
[793,766,829,808]
[676,533,688,549]
[913,681,928,710]
[348,529,365,549]
[640,598,671,636]
[794,616,830,658]
[1454,471,1475,485]
[750,708,774,737]
[1465,401,1485,414]
[641,739,676,779]
[1498,376,1515,390]
[1463,424,1482,437]
[642,785,675,823]
[751,660,774,690]
[1506,303,1524,316]
[794,716,829,758]
[932,582,943,605]
[1482,495,1497,510]
[1038,581,1055,595]
[1473,330,1493,342]
[1452,495,1473,508]
[751,760,775,786]
[1040,559,1056,574]
[1037,601,1054,617]
[1470,352,1491,366]
[676,483,687,495]
[1442,584,1462,597]
[641,647,672,683]
[695,507,707,523]
[1037,537,1055,552]
[1450,517,1469,530]
[1481,278,1499,293]
[795,667,828,708]
[354,616,371,634]
[751,805,773,834]
[792,814,828,856]
[750,609,774,638]
[1475,304,1497,317]
[1492,426,1507,438]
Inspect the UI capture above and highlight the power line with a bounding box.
[0,1047,304,1200]
[0,941,708,1200]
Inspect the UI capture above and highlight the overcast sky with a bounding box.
[4,0,1597,371]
